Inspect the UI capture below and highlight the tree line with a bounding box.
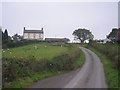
[1,27,120,49]
[72,28,120,44]
[2,29,23,43]
[1,29,41,48]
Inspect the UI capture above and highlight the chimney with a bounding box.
[24,27,25,31]
[41,27,43,31]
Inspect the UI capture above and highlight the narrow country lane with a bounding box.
[27,47,108,88]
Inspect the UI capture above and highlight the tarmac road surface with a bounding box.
[27,47,108,88]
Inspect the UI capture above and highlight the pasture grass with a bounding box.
[2,44,68,60]
[3,43,85,88]
[84,45,118,88]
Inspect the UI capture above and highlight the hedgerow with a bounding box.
[2,48,82,88]
[88,42,118,69]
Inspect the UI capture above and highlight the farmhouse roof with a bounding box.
[23,27,44,33]
[24,30,43,33]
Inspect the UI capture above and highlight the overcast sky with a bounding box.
[2,2,118,42]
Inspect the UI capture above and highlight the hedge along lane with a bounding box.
[84,45,118,88]
[2,44,85,88]
[27,47,107,88]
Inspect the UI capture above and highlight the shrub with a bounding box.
[2,40,44,49]
[2,48,81,87]
[88,42,118,69]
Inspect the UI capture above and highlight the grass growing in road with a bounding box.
[84,45,118,88]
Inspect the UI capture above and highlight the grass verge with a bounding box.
[73,48,85,69]
[8,71,59,88]
[84,45,118,88]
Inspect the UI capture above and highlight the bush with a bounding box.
[2,48,81,87]
[2,39,45,49]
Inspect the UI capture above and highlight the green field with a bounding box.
[2,43,85,88]
[2,44,69,60]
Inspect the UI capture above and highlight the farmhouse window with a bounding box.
[34,33,36,39]
[28,33,30,39]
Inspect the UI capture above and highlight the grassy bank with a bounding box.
[7,71,59,88]
[3,43,85,88]
[73,48,85,69]
[84,45,118,88]
[88,43,118,68]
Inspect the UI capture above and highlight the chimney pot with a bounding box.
[41,28,43,30]
[24,27,25,31]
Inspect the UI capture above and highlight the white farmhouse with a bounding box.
[23,27,44,40]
